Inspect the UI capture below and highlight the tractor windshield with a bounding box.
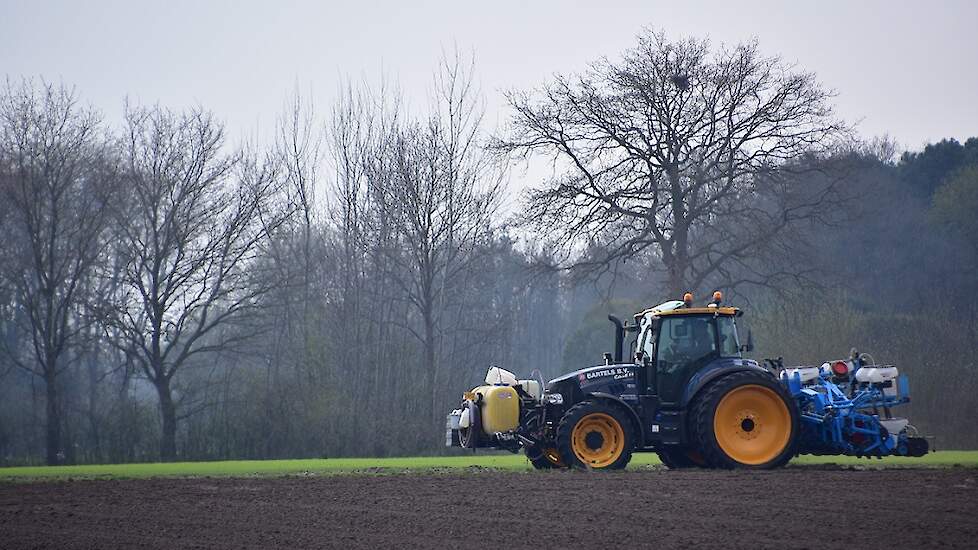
[652,313,742,402]
[638,313,741,362]
[657,317,717,368]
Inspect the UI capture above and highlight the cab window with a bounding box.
[655,316,718,402]
[718,317,741,358]
[638,313,655,359]
[657,316,716,367]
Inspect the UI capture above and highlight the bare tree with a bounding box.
[105,104,286,461]
[0,79,114,465]
[367,52,502,426]
[245,90,330,456]
[497,30,849,295]
[276,89,323,322]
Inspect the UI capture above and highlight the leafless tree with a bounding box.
[0,79,114,465]
[367,52,503,425]
[497,30,849,296]
[277,89,323,315]
[262,90,326,380]
[105,104,287,461]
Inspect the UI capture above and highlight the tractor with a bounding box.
[445,292,930,469]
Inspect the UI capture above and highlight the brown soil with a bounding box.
[1,467,976,549]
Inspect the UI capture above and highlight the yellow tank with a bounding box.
[471,385,520,433]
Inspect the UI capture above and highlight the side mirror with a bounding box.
[739,329,754,353]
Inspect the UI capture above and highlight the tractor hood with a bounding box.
[548,363,641,394]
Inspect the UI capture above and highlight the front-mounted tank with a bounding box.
[469,386,520,433]
[451,368,540,449]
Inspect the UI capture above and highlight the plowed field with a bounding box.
[2,467,975,549]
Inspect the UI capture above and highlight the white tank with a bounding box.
[782,366,821,384]
[485,366,518,386]
[855,366,899,397]
[854,366,899,384]
[518,379,542,400]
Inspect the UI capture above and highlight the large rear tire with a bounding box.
[690,370,798,469]
[557,400,634,470]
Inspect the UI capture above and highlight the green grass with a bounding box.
[1,451,976,481]
[0,455,532,481]
[790,451,978,467]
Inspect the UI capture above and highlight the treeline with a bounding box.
[2,33,977,466]
[0,58,575,465]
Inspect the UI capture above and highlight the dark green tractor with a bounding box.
[447,293,798,470]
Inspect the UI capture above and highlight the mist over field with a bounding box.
[1,1,977,467]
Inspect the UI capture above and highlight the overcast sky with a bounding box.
[2,0,976,158]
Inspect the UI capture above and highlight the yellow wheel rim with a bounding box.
[571,413,624,468]
[713,384,791,465]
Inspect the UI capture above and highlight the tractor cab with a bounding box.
[636,307,742,405]
[632,293,749,406]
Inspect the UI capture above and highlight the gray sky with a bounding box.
[2,0,976,156]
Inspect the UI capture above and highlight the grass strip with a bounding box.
[2,450,975,481]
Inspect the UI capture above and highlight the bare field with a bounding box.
[1,467,976,549]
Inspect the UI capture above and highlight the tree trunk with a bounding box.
[156,378,178,462]
[421,288,442,452]
[44,372,62,465]
[423,305,437,428]
[666,261,686,299]
[87,354,102,463]
[665,169,690,298]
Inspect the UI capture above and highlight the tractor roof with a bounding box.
[638,306,741,317]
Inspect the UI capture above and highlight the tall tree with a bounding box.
[899,137,978,197]
[0,80,114,465]
[366,53,502,427]
[106,104,286,461]
[931,165,978,264]
[497,30,848,295]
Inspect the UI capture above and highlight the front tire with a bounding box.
[525,445,565,469]
[458,400,482,449]
[657,447,706,469]
[690,370,798,469]
[556,400,634,470]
